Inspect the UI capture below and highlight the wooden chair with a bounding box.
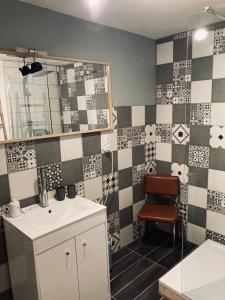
[137,174,180,248]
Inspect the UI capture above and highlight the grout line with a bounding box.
[113,263,156,297]
[112,247,134,266]
[144,248,174,265]
[113,261,168,298]
[133,262,169,300]
[111,254,143,282]
[133,279,158,300]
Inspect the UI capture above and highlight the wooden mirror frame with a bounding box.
[0,50,113,144]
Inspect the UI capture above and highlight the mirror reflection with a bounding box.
[0,53,112,142]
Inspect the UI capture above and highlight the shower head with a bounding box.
[203,6,225,21]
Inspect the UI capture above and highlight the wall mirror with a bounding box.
[0,50,112,144]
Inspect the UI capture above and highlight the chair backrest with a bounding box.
[144,174,179,197]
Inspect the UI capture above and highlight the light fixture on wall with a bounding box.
[19,50,43,76]
[193,6,225,41]
[193,27,208,41]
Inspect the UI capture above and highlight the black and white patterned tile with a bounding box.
[82,154,102,181]
[75,181,85,197]
[190,103,211,126]
[86,95,97,110]
[214,28,225,55]
[210,126,225,149]
[103,172,119,196]
[206,230,225,245]
[117,127,133,150]
[171,162,189,184]
[108,211,120,235]
[38,163,62,192]
[111,232,120,252]
[132,163,145,185]
[173,60,192,104]
[180,183,188,204]
[112,107,117,129]
[132,126,145,147]
[156,124,172,143]
[172,124,190,145]
[145,161,156,175]
[207,190,225,215]
[133,220,145,240]
[188,145,209,168]
[6,141,36,173]
[145,142,156,163]
[156,83,173,104]
[145,124,156,144]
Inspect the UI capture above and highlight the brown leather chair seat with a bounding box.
[138,203,179,224]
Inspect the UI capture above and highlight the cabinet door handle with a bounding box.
[83,240,87,247]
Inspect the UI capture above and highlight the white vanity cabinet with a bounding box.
[3,197,111,300]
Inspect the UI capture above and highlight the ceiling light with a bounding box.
[87,0,99,7]
[194,28,208,41]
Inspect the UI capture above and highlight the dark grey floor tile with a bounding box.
[135,281,161,300]
[111,258,153,295]
[115,263,166,300]
[35,137,61,166]
[82,132,101,156]
[111,251,142,280]
[112,247,132,265]
[146,241,174,263]
[127,230,171,256]
[157,240,196,270]
[157,248,182,269]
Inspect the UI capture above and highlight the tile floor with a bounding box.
[110,229,197,300]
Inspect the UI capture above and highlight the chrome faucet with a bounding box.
[38,167,48,207]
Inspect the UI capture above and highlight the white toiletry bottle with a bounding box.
[9,195,20,218]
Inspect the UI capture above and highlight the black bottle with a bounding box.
[67,184,76,199]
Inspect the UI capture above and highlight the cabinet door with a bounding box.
[76,223,110,300]
[36,238,79,300]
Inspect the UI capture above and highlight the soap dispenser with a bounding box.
[9,195,20,218]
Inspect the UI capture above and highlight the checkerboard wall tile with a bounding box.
[156,23,225,246]
[0,104,156,295]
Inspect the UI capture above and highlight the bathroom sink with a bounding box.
[24,197,88,227]
[3,196,105,240]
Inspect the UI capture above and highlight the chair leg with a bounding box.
[173,223,176,249]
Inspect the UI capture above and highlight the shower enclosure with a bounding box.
[180,6,225,300]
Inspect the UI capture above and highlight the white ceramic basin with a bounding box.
[3,196,105,240]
